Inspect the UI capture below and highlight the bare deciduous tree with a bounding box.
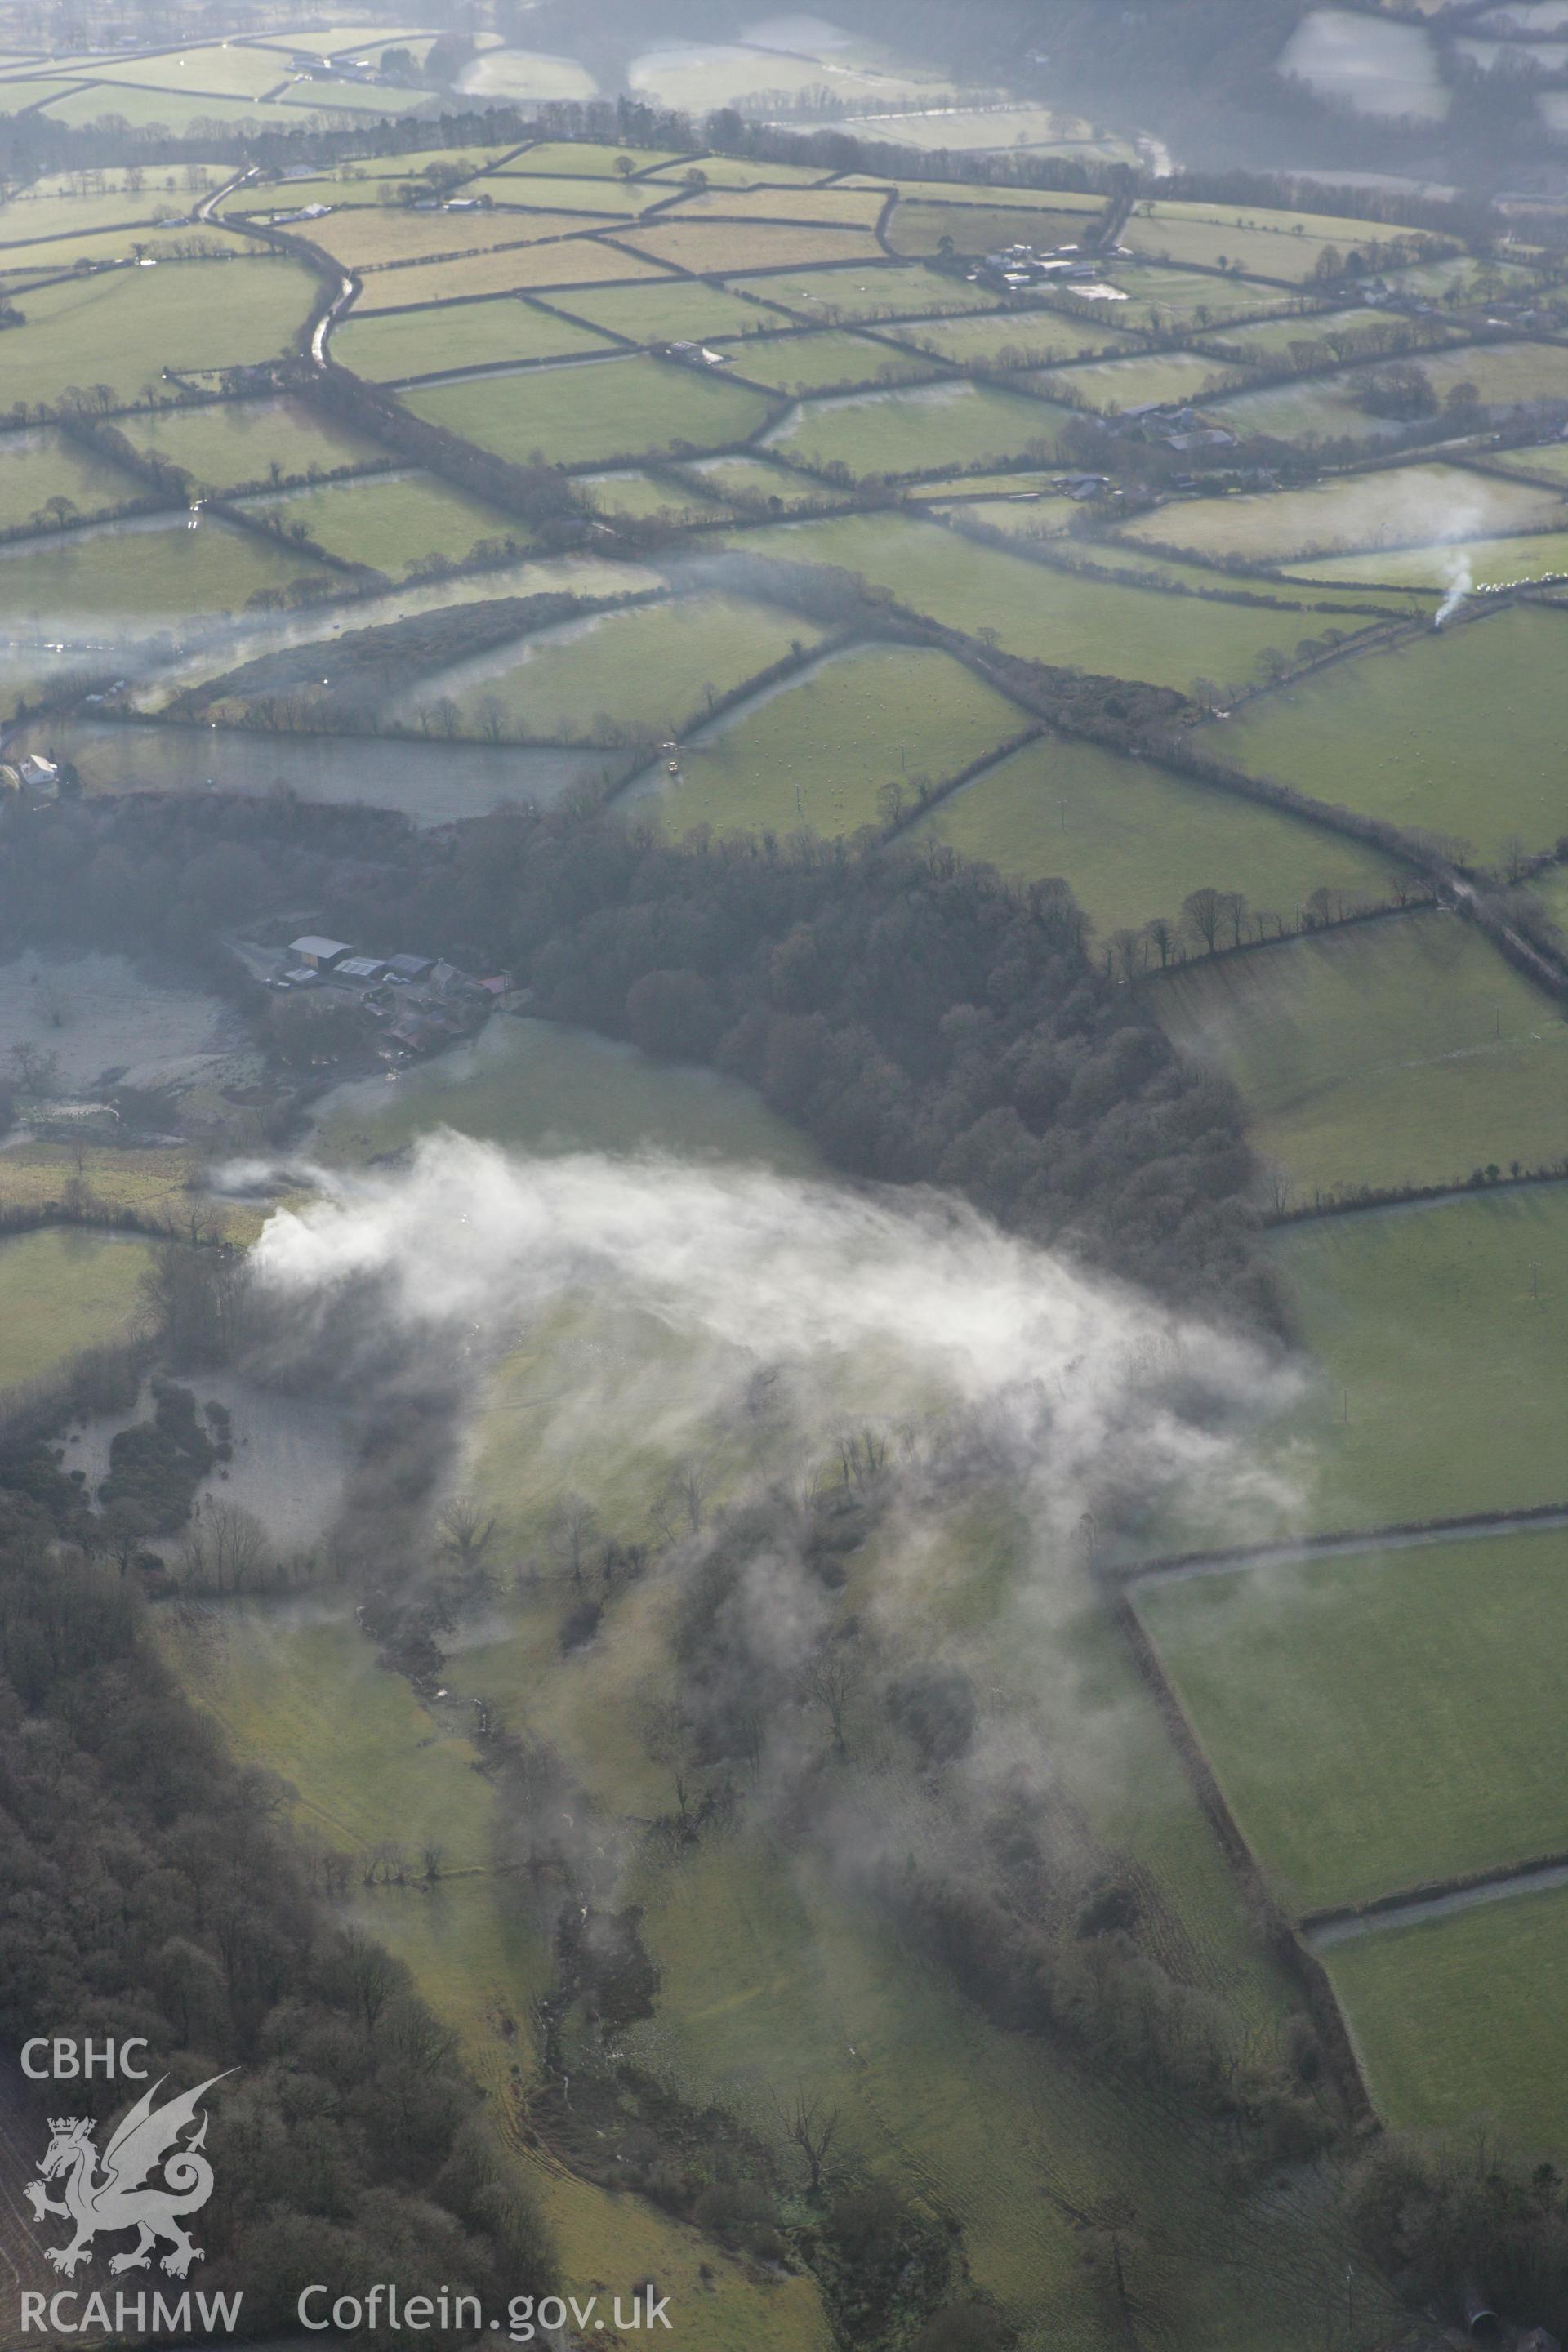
[773,2083,840,2196]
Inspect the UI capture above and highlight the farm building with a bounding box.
[288,934,354,972]
[385,953,434,982]
[336,956,387,983]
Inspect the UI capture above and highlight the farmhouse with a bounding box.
[287,934,354,972]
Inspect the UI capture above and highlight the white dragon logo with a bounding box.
[24,2073,232,2278]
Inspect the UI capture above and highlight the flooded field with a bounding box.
[8,718,611,825]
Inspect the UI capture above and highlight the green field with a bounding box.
[404,351,775,466]
[395,593,825,739]
[1196,304,1463,362]
[0,508,327,622]
[65,42,296,97]
[1271,1184,1568,1527]
[1481,439,1568,486]
[0,423,140,528]
[1120,461,1564,564]
[0,1227,150,1391]
[5,256,319,408]
[1151,908,1568,1195]
[885,198,1107,256]
[574,466,731,522]
[309,205,594,275]
[349,238,672,309]
[677,185,889,229]
[1219,604,1568,861]
[763,377,1070,477]
[488,173,674,219]
[1098,263,1293,329]
[1284,529,1568,590]
[1129,199,1420,282]
[39,83,329,133]
[1140,1525,1568,1910]
[115,394,385,492]
[331,293,619,379]
[678,452,835,510]
[894,307,1138,366]
[1202,374,1409,445]
[238,468,517,572]
[724,261,1000,323]
[0,217,256,271]
[538,274,790,341]
[1035,347,1251,412]
[1325,1885,1568,2153]
[617,218,886,276]
[732,510,1366,689]
[487,140,684,178]
[639,641,1025,840]
[313,1011,820,1172]
[910,731,1400,938]
[721,327,937,394]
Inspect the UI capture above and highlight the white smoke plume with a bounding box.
[1434,547,1474,628]
[251,1132,1301,1564]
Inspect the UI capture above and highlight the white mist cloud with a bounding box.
[252,1132,1300,1560]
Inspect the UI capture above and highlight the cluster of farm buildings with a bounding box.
[276,934,516,1061]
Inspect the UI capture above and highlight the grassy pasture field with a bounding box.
[841,176,1107,212]
[488,140,684,177]
[893,307,1138,365]
[403,350,775,465]
[1138,1525,1568,1910]
[0,1140,235,1227]
[39,84,331,133]
[0,508,326,624]
[674,185,890,228]
[540,274,790,341]
[1151,908,1568,1195]
[1034,346,1252,412]
[0,180,213,244]
[312,1011,819,1173]
[575,466,731,522]
[394,592,825,738]
[763,376,1069,475]
[330,293,618,378]
[1284,529,1568,590]
[909,731,1401,938]
[0,79,90,117]
[347,238,673,307]
[7,256,319,406]
[484,174,675,218]
[0,1228,150,1392]
[1196,303,1462,360]
[307,204,595,271]
[1046,534,1412,609]
[71,43,294,97]
[884,199,1110,256]
[1271,1184,1568,1529]
[1096,262,1291,329]
[115,393,385,492]
[719,325,937,393]
[1324,1885,1568,2154]
[0,424,140,528]
[731,510,1366,688]
[1119,461,1567,563]
[722,260,1000,322]
[643,154,834,190]
[1480,440,1568,485]
[636,641,1026,840]
[1129,199,1420,282]
[238,468,517,573]
[1218,603,1568,860]
[0,217,256,270]
[1200,373,1408,445]
[612,219,887,274]
[677,452,834,508]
